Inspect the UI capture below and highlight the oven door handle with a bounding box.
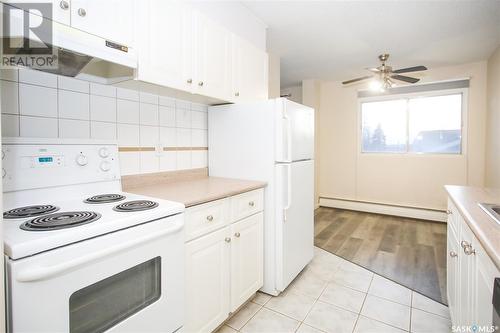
[16,221,183,282]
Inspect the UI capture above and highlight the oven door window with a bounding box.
[69,256,161,333]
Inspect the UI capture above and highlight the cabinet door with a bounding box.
[232,35,268,102]
[185,227,230,333]
[135,0,193,92]
[2,0,70,25]
[458,221,477,327]
[473,237,498,328]
[446,231,459,324]
[195,13,231,100]
[71,0,134,46]
[230,212,264,311]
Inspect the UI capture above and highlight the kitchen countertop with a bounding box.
[445,185,500,269]
[124,176,267,208]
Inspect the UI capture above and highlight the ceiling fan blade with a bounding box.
[365,67,380,73]
[392,65,427,74]
[391,75,420,84]
[342,75,373,85]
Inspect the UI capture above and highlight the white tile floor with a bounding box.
[217,247,451,333]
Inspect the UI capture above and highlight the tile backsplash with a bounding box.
[0,68,208,175]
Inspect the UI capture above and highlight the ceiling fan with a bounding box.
[342,54,427,90]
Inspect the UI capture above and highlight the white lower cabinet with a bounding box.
[185,189,264,333]
[446,199,499,329]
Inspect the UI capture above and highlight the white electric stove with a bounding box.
[2,137,185,333]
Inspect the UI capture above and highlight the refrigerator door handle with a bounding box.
[283,163,292,221]
[283,110,292,162]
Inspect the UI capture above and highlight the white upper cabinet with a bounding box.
[194,12,232,101]
[2,0,71,26]
[232,35,269,102]
[71,0,134,46]
[135,0,192,92]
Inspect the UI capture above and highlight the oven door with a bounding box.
[6,214,184,333]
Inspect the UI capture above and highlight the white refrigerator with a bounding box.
[208,98,314,295]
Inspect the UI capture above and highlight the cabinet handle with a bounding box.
[187,78,192,84]
[463,244,476,256]
[59,0,69,10]
[235,232,240,238]
[248,201,255,207]
[206,215,213,222]
[460,240,470,249]
[78,8,86,17]
[225,237,231,243]
[446,209,452,215]
[449,251,457,258]
[198,81,204,87]
[235,92,240,97]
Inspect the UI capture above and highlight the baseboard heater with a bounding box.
[318,197,447,222]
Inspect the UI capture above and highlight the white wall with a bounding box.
[280,85,302,104]
[318,62,488,210]
[0,68,209,176]
[485,46,500,189]
[190,1,267,51]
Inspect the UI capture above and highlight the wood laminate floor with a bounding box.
[314,207,448,305]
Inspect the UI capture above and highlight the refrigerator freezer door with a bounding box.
[275,159,314,291]
[275,99,315,163]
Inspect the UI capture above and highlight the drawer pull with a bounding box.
[463,244,476,256]
[206,215,214,222]
[248,201,255,207]
[225,237,231,243]
[449,251,457,258]
[446,209,452,215]
[460,240,470,249]
[234,232,240,238]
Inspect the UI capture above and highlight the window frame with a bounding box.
[357,87,468,156]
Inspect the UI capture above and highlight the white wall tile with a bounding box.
[91,121,116,140]
[117,124,140,146]
[140,92,158,105]
[90,83,116,97]
[59,119,90,138]
[140,103,158,126]
[59,90,89,120]
[2,114,19,137]
[20,116,58,138]
[192,151,208,168]
[58,76,89,93]
[176,151,191,170]
[117,99,139,124]
[119,152,140,175]
[176,108,191,128]
[191,111,207,129]
[90,95,116,122]
[191,129,208,147]
[140,126,159,146]
[159,96,175,107]
[160,152,177,171]
[140,152,159,173]
[0,69,18,81]
[159,106,176,127]
[19,68,57,88]
[19,84,57,117]
[191,103,208,112]
[176,128,191,147]
[160,127,176,147]
[1,80,19,114]
[117,87,139,101]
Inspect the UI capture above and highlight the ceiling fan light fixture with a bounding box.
[369,79,383,91]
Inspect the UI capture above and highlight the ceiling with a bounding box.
[242,1,500,87]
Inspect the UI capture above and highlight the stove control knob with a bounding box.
[98,147,109,158]
[76,154,88,166]
[100,161,111,172]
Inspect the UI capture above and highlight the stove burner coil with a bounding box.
[3,205,60,219]
[20,211,101,231]
[84,194,126,204]
[113,200,159,212]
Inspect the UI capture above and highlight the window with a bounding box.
[361,93,463,154]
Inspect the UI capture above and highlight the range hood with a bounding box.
[4,10,137,84]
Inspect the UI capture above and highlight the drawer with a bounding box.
[185,199,229,241]
[230,189,264,222]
